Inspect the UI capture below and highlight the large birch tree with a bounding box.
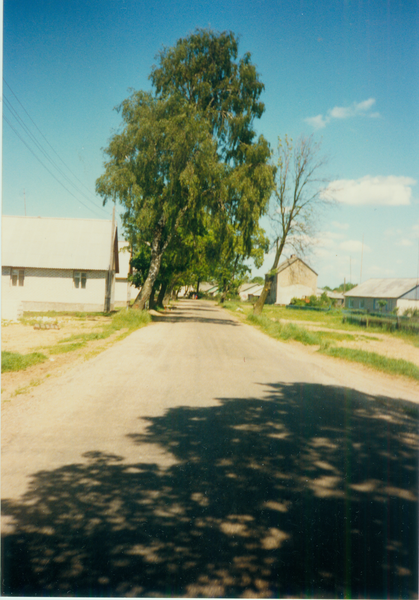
[97,29,274,310]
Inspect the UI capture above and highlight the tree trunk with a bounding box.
[149,285,156,310]
[132,250,163,310]
[132,217,170,311]
[156,281,168,308]
[253,273,274,315]
[164,277,179,306]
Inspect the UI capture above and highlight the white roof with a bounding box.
[247,284,264,297]
[239,282,261,293]
[345,278,419,299]
[2,216,116,271]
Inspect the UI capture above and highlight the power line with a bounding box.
[3,78,109,216]
[4,115,106,218]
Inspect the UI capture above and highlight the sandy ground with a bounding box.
[1,315,128,402]
[1,300,418,597]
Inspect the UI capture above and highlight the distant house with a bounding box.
[2,216,118,320]
[247,285,264,302]
[344,278,419,314]
[114,241,139,307]
[266,255,318,305]
[238,282,263,301]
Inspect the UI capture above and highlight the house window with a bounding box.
[11,269,24,287]
[359,299,365,309]
[74,271,87,289]
[348,298,354,308]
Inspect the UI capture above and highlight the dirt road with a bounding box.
[2,300,418,597]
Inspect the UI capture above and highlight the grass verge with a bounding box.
[321,347,419,381]
[246,314,351,346]
[1,351,48,373]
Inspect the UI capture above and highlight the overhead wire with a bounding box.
[4,115,105,218]
[3,78,109,218]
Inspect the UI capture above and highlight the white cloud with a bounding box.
[305,98,380,130]
[331,221,349,231]
[397,239,414,247]
[339,240,371,253]
[323,175,416,206]
[304,114,328,129]
[384,227,403,236]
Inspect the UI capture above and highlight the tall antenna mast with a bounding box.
[360,234,364,284]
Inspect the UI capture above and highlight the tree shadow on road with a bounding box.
[2,383,418,597]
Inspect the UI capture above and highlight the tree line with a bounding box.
[96,29,330,314]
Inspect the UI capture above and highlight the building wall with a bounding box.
[2,267,110,315]
[397,299,419,315]
[114,278,138,306]
[344,296,397,312]
[267,260,317,305]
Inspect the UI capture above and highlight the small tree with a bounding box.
[253,135,331,315]
[377,300,387,312]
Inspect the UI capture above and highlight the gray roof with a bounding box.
[2,216,117,271]
[239,282,262,293]
[275,255,318,276]
[345,278,419,299]
[247,284,264,297]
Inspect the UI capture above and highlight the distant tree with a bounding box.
[334,282,357,293]
[253,135,331,315]
[251,276,264,285]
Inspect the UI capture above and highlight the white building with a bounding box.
[114,241,139,307]
[2,216,119,320]
[266,255,318,305]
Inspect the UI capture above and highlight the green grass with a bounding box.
[221,302,419,382]
[321,346,419,381]
[47,309,152,354]
[223,300,418,345]
[246,313,347,346]
[1,351,48,373]
[49,342,86,355]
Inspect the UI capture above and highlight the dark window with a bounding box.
[74,271,87,289]
[11,269,24,286]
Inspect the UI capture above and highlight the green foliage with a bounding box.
[334,282,357,292]
[2,351,48,373]
[151,28,266,164]
[49,342,86,355]
[97,29,274,310]
[251,276,264,285]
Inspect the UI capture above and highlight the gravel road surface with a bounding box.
[2,300,418,597]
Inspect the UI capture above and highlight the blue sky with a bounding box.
[3,0,418,288]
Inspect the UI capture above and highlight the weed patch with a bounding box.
[49,342,86,355]
[1,351,48,373]
[321,347,419,381]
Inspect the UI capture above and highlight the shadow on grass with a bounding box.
[2,383,418,597]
